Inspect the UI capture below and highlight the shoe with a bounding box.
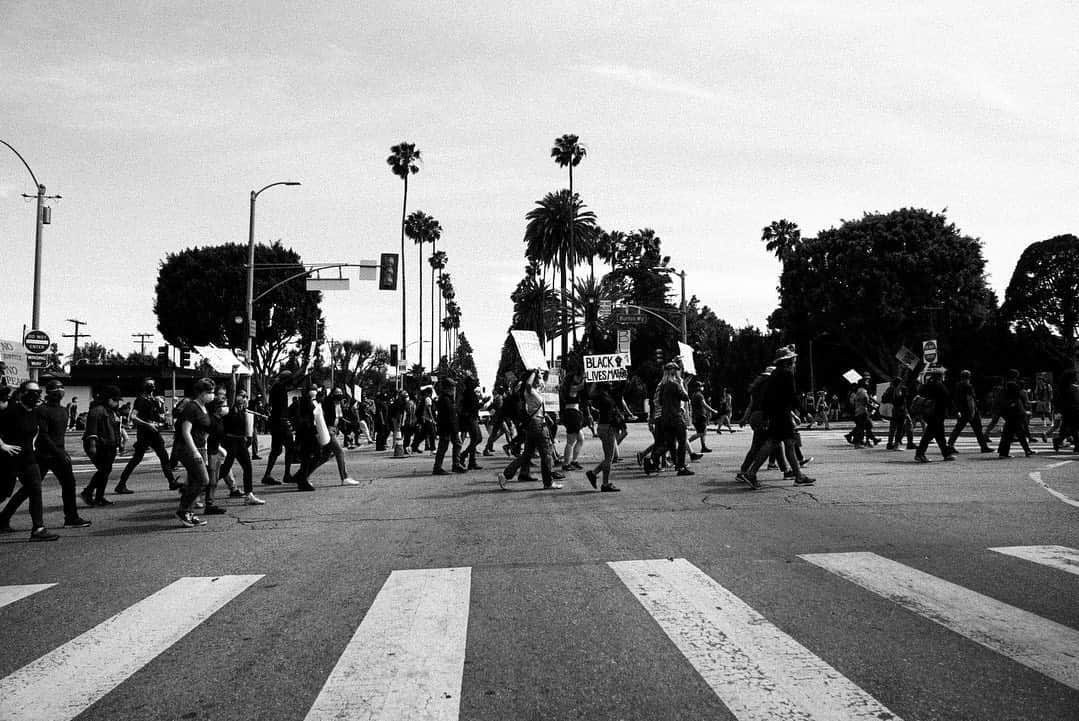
[783,470,796,479]
[282,475,296,484]
[432,467,449,476]
[495,472,508,490]
[229,488,244,498]
[766,463,778,470]
[80,489,95,507]
[468,464,483,471]
[735,471,750,485]
[64,517,91,528]
[518,476,538,483]
[29,527,59,542]
[585,470,598,489]
[168,481,181,491]
[1025,450,1036,457]
[998,454,1013,459]
[745,474,761,490]
[503,444,513,457]
[943,453,957,461]
[600,483,621,492]
[568,462,584,471]
[541,481,564,489]
[552,471,566,480]
[244,492,266,505]
[187,514,207,526]
[482,449,493,457]
[676,468,695,476]
[799,456,813,466]
[203,504,227,515]
[261,476,282,486]
[296,482,316,492]
[701,447,713,453]
[946,446,958,455]
[250,454,262,460]
[689,452,703,462]
[342,477,361,485]
[113,484,134,495]
[452,465,469,474]
[794,476,816,486]
[914,454,929,463]
[94,497,114,506]
[635,451,644,468]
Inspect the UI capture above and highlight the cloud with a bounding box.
[587,64,718,101]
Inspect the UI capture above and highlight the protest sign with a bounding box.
[677,342,696,375]
[583,353,631,382]
[510,330,549,371]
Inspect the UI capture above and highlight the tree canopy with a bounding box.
[1002,233,1079,365]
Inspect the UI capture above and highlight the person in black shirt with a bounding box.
[458,376,484,470]
[914,367,956,462]
[0,381,60,540]
[996,369,1035,458]
[433,377,466,475]
[260,370,295,485]
[742,347,816,488]
[946,370,992,454]
[116,379,177,493]
[584,382,622,492]
[81,386,123,507]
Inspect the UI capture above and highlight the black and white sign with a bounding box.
[584,353,631,382]
[23,330,50,354]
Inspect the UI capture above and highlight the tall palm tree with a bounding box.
[404,210,441,372]
[387,142,421,368]
[761,219,802,264]
[524,189,597,362]
[595,228,625,275]
[551,134,587,343]
[429,249,447,369]
[551,275,615,353]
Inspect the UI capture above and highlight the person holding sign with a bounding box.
[686,380,717,453]
[584,382,622,492]
[494,370,560,490]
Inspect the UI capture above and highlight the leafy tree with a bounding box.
[524,189,598,361]
[771,208,997,378]
[404,210,441,372]
[387,142,422,355]
[761,219,802,263]
[1002,234,1079,366]
[153,241,321,389]
[605,228,671,309]
[72,341,111,365]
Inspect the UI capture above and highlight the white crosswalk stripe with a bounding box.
[0,583,55,609]
[0,575,263,721]
[800,551,1079,692]
[609,558,902,721]
[990,545,1079,577]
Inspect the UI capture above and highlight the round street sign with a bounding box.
[23,330,50,353]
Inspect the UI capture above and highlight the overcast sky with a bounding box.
[2,1,1077,385]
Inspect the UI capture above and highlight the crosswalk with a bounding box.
[2,546,1078,720]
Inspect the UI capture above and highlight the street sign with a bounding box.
[598,299,613,320]
[583,353,631,382]
[616,308,646,326]
[23,329,50,353]
[25,353,48,369]
[306,277,350,291]
[617,329,631,355]
[923,339,938,365]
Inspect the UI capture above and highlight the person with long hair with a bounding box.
[220,388,265,505]
[585,381,622,492]
[560,370,587,471]
[495,370,559,490]
[644,363,692,476]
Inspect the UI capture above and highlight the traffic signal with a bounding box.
[389,344,399,368]
[157,345,168,365]
[180,347,192,368]
[654,348,664,365]
[379,253,399,291]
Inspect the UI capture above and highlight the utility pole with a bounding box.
[131,333,154,357]
[62,318,89,359]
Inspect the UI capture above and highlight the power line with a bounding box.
[62,319,88,357]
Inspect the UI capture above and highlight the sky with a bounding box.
[2,1,1077,386]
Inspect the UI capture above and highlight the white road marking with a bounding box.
[800,551,1079,691]
[0,584,55,608]
[1043,460,1074,468]
[608,558,902,721]
[0,575,263,721]
[990,545,1079,578]
[1029,471,1079,509]
[303,566,471,721]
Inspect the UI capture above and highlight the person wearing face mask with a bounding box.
[0,381,60,540]
[494,369,560,490]
[220,389,265,505]
[25,380,90,528]
[80,386,124,508]
[115,378,178,494]
[175,378,216,527]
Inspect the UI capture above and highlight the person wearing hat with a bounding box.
[914,367,956,462]
[115,378,178,494]
[741,347,816,488]
[261,370,296,486]
[80,386,124,508]
[643,362,693,476]
[0,381,60,540]
[946,370,992,454]
[736,365,789,482]
[996,369,1035,458]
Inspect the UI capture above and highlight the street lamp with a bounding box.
[246,181,301,392]
[652,266,688,343]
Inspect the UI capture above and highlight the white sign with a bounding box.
[616,329,631,355]
[677,342,696,376]
[842,368,862,384]
[510,330,549,371]
[598,299,613,320]
[539,368,561,409]
[922,339,938,364]
[0,338,30,386]
[194,345,253,375]
[583,353,631,382]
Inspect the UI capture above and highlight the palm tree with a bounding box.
[551,134,587,339]
[387,142,421,367]
[429,249,448,368]
[595,228,625,275]
[404,210,442,372]
[551,275,615,353]
[761,219,802,264]
[524,189,597,362]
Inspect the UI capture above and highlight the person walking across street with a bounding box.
[458,377,485,470]
[28,380,91,528]
[883,376,915,450]
[116,378,178,493]
[495,370,559,489]
[644,363,692,476]
[585,381,622,492]
[914,368,955,462]
[220,388,265,505]
[997,369,1035,458]
[174,378,215,526]
[261,370,296,486]
[560,370,587,471]
[1052,368,1079,452]
[0,381,61,540]
[741,347,816,488]
[947,369,993,454]
[687,380,717,453]
[319,387,360,485]
[433,377,467,475]
[81,386,123,507]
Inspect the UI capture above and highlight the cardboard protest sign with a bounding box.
[677,342,696,375]
[584,353,631,382]
[510,330,549,371]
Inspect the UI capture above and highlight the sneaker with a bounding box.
[766,463,778,470]
[80,489,95,507]
[676,467,695,476]
[568,462,584,471]
[942,454,957,462]
[261,476,282,486]
[250,454,262,460]
[202,504,227,515]
[63,517,92,528]
[700,447,713,453]
[452,465,469,474]
[998,454,1013,459]
[600,483,621,492]
[552,471,566,481]
[914,454,930,463]
[113,484,134,495]
[585,470,598,489]
[783,470,796,479]
[432,467,449,476]
[244,492,266,505]
[94,497,114,506]
[494,472,508,490]
[482,449,493,457]
[745,474,761,490]
[229,488,244,498]
[502,444,513,457]
[342,477,361,485]
[689,452,703,462]
[735,471,750,485]
[636,451,645,468]
[541,481,564,490]
[177,511,195,527]
[794,476,816,486]
[187,514,207,526]
[800,456,813,466]
[29,527,59,542]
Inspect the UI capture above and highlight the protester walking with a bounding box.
[174,378,216,527]
[947,370,993,454]
[585,382,622,492]
[0,381,60,540]
[220,388,265,505]
[997,369,1035,458]
[81,386,123,507]
[687,380,717,453]
[914,368,955,462]
[115,378,178,493]
[741,347,816,488]
[495,370,559,489]
[261,370,295,486]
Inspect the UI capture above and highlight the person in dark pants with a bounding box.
[221,388,265,505]
[458,377,484,470]
[433,377,466,475]
[883,376,915,450]
[288,382,321,492]
[116,378,177,493]
[261,371,295,486]
[495,370,558,489]
[32,380,90,527]
[915,368,955,462]
[997,369,1035,458]
[81,386,123,507]
[742,347,816,488]
[174,378,215,526]
[645,363,692,476]
[737,366,789,481]
[947,369,993,453]
[0,381,60,540]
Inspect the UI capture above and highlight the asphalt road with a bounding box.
[1,424,1077,721]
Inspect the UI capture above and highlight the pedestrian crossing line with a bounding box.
[0,574,263,721]
[1028,471,1079,509]
[799,552,1079,692]
[989,545,1079,578]
[0,583,55,609]
[607,558,903,721]
[303,566,471,721]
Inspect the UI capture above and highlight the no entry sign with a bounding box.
[23,330,50,354]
